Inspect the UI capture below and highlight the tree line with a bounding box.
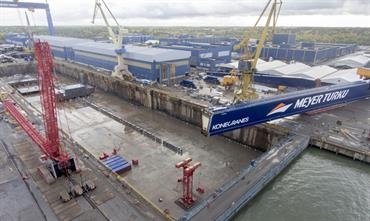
[0,26,369,45]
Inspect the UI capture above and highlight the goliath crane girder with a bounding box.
[201,81,370,136]
[0,0,55,35]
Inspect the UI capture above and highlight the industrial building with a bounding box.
[321,68,363,84]
[289,65,338,79]
[34,35,191,82]
[6,32,153,45]
[122,34,153,44]
[215,58,366,88]
[250,33,357,65]
[254,60,365,86]
[159,35,238,45]
[260,62,311,76]
[1,1,370,221]
[4,33,30,46]
[332,54,370,69]
[157,42,232,70]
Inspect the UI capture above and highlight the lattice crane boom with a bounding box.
[34,41,69,162]
[3,100,47,152]
[4,41,69,164]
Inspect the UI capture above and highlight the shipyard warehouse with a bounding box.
[0,0,370,221]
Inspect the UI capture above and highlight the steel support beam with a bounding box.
[0,1,55,35]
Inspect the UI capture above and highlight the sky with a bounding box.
[0,0,369,27]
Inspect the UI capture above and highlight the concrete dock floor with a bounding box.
[24,90,262,218]
[0,116,164,221]
[1,68,369,220]
[0,128,47,221]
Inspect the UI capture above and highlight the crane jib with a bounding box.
[203,82,370,136]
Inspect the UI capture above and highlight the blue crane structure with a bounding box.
[201,81,370,136]
[0,0,55,35]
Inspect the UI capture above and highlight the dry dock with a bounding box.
[0,61,369,221]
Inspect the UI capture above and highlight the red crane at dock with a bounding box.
[176,158,202,208]
[3,41,77,182]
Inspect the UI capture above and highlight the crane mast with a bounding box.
[92,0,133,81]
[3,41,77,180]
[24,11,34,50]
[34,41,64,161]
[234,0,282,103]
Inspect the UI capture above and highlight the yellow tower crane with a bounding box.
[233,0,282,103]
[92,0,133,81]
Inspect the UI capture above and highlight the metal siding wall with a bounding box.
[269,48,279,59]
[315,50,325,62]
[170,59,189,67]
[276,48,288,60]
[74,54,116,70]
[288,35,296,45]
[293,50,305,62]
[330,48,337,58]
[191,50,200,66]
[211,48,218,59]
[287,49,295,61]
[315,48,338,63]
[303,51,316,64]
[51,49,66,59]
[260,47,268,59]
[65,47,75,60]
[133,63,188,81]
[157,44,230,69]
[125,59,152,69]
[259,42,357,64]
[74,50,116,62]
[175,65,189,76]
[123,35,152,44]
[199,59,212,68]
[4,35,28,46]
[129,66,155,80]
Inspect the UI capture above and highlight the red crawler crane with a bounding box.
[176,158,201,208]
[3,41,77,182]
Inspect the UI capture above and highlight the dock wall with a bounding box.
[0,62,34,77]
[52,60,285,151]
[3,61,368,163]
[179,134,310,221]
[310,137,370,163]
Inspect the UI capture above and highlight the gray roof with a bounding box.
[289,65,338,79]
[321,68,364,84]
[332,55,370,68]
[35,35,190,62]
[218,59,266,69]
[256,60,287,72]
[262,62,310,76]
